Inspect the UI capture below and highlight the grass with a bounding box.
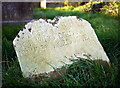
[2,24,25,60]
[2,8,120,87]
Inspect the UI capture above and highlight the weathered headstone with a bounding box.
[2,2,33,21]
[34,2,40,8]
[13,16,109,78]
[67,2,79,7]
[47,3,64,8]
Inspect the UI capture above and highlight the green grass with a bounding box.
[2,24,25,60]
[2,8,120,87]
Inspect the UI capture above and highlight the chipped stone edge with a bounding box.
[13,16,110,78]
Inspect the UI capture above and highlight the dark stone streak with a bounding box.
[14,45,16,47]
[42,16,61,26]
[17,35,20,38]
[21,28,23,31]
[76,16,82,21]
[23,26,26,29]
[21,26,26,31]
[42,18,48,23]
[28,28,32,32]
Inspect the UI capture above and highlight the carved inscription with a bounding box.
[13,16,109,78]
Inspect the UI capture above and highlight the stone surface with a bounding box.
[2,2,33,21]
[34,2,40,8]
[13,16,109,78]
[47,3,64,8]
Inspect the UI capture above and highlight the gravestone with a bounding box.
[13,16,109,78]
[47,3,64,8]
[67,2,79,7]
[2,2,33,21]
[34,2,40,8]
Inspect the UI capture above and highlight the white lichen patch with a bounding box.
[13,16,109,78]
